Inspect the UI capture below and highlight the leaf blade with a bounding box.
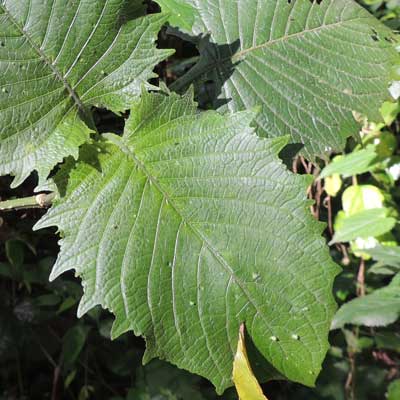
[332,274,400,329]
[0,0,172,186]
[158,0,398,157]
[364,245,400,268]
[331,208,396,244]
[319,146,380,179]
[36,92,340,393]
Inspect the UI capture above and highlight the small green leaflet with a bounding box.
[62,325,91,368]
[388,380,400,400]
[364,245,400,268]
[330,208,396,244]
[0,0,173,187]
[319,146,380,179]
[35,91,339,393]
[332,274,400,329]
[157,0,399,158]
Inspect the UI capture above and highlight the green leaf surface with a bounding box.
[332,274,400,329]
[155,0,195,32]
[5,239,25,267]
[341,185,385,215]
[158,0,398,157]
[319,146,379,179]
[331,208,396,244]
[35,92,339,393]
[388,379,400,400]
[0,0,173,187]
[376,332,400,352]
[62,325,91,368]
[364,245,400,268]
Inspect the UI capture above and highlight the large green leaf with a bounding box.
[0,0,173,187]
[35,92,339,393]
[332,274,400,329]
[157,0,398,157]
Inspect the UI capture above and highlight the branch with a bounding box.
[0,193,55,212]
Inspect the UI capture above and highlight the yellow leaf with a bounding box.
[324,174,342,197]
[233,324,269,400]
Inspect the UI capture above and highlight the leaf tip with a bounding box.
[111,315,131,340]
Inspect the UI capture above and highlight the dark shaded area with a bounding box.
[167,33,240,110]
[279,143,304,170]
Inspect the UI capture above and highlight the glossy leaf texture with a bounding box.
[35,91,340,393]
[0,0,173,187]
[157,0,399,158]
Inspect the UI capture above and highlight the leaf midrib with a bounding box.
[0,3,85,111]
[113,137,307,381]
[231,16,370,61]
[119,138,275,336]
[172,15,370,91]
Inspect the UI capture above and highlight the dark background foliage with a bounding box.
[1,1,399,399]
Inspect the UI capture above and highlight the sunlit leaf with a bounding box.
[157,0,399,158]
[331,208,396,244]
[320,146,379,179]
[0,0,173,187]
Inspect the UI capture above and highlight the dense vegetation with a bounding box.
[0,1,400,399]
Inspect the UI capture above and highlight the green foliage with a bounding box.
[331,208,396,244]
[0,224,233,400]
[1,0,400,399]
[332,274,400,328]
[388,379,400,400]
[158,0,398,157]
[320,146,380,179]
[365,245,400,268]
[360,0,400,29]
[35,91,339,392]
[327,129,399,255]
[0,0,172,187]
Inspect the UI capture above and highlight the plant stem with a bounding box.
[346,258,366,398]
[0,193,55,211]
[345,348,356,400]
[357,258,366,297]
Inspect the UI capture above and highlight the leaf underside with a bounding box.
[36,91,340,393]
[0,0,173,187]
[157,0,399,158]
